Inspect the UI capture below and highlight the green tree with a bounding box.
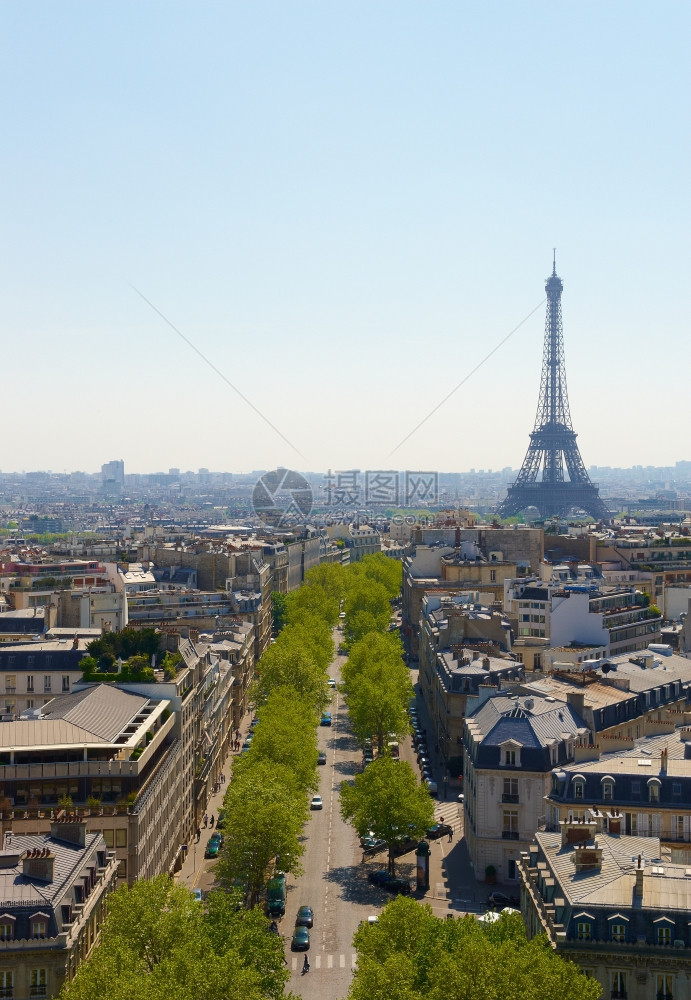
[246,687,319,792]
[270,590,288,634]
[349,896,601,1000]
[216,759,306,905]
[252,634,329,715]
[342,633,412,752]
[340,757,434,875]
[350,552,402,601]
[59,876,290,1000]
[344,579,392,644]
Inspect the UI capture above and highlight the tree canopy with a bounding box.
[342,632,412,751]
[58,876,292,1000]
[349,896,601,1000]
[340,757,434,874]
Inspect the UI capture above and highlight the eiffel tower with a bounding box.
[497,258,609,521]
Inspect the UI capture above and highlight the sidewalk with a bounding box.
[174,711,254,891]
[405,677,487,913]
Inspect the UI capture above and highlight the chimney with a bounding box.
[566,691,586,716]
[635,855,644,897]
[23,846,55,883]
[482,657,491,670]
[50,817,87,848]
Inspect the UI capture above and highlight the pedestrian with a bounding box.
[196,827,201,842]
[210,814,214,827]
[203,814,208,828]
[302,955,310,974]
[448,828,453,843]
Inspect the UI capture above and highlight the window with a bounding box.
[672,782,681,799]
[657,974,674,999]
[657,924,672,945]
[507,859,516,879]
[30,969,47,998]
[574,780,584,799]
[5,676,16,693]
[610,970,626,998]
[503,778,518,802]
[576,921,591,941]
[115,829,127,848]
[504,749,516,767]
[490,569,496,583]
[62,676,70,692]
[0,970,14,999]
[102,830,114,848]
[43,676,51,693]
[0,917,14,941]
[117,859,127,878]
[631,780,640,798]
[30,917,47,939]
[502,811,518,839]
[611,923,626,942]
[26,674,34,692]
[602,780,614,801]
[649,782,660,802]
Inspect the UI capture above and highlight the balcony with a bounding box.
[657,994,673,1000]
[502,793,519,803]
[610,993,627,1000]
[502,830,520,840]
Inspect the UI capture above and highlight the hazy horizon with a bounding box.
[2,2,688,474]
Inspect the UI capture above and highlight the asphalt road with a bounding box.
[282,637,422,999]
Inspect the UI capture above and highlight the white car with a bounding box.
[328,678,336,688]
[310,795,323,810]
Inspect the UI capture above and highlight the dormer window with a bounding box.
[657,925,672,946]
[505,750,516,766]
[601,775,615,801]
[576,920,591,941]
[0,913,15,941]
[648,777,661,803]
[30,912,49,939]
[573,779,585,800]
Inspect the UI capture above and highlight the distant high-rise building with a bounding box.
[497,260,609,521]
[101,459,125,493]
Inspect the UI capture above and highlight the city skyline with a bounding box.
[2,2,688,474]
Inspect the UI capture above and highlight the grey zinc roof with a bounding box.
[470,695,587,747]
[0,684,149,748]
[535,831,691,912]
[0,830,104,907]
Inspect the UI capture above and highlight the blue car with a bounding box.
[320,712,332,726]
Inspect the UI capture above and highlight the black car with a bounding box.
[367,870,411,895]
[487,891,520,910]
[426,823,453,840]
[295,905,314,928]
[317,752,327,765]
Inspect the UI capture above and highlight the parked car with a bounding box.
[368,871,411,894]
[192,888,203,902]
[310,795,323,810]
[327,678,337,688]
[317,752,327,765]
[320,712,332,726]
[360,834,386,854]
[487,891,520,910]
[425,778,438,796]
[205,837,220,858]
[295,905,314,928]
[426,823,453,840]
[367,869,393,887]
[291,926,310,951]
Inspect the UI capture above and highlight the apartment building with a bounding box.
[0,637,91,719]
[418,592,520,764]
[520,822,691,1000]
[544,727,691,865]
[0,819,118,1000]
[463,692,588,884]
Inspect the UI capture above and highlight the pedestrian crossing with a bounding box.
[290,953,357,971]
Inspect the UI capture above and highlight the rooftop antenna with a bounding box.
[552,248,557,276]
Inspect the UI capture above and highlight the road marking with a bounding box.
[340,954,345,968]
[351,953,357,967]
[327,954,333,968]
[291,957,297,970]
[315,955,321,969]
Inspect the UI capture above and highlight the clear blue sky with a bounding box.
[1,1,688,476]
